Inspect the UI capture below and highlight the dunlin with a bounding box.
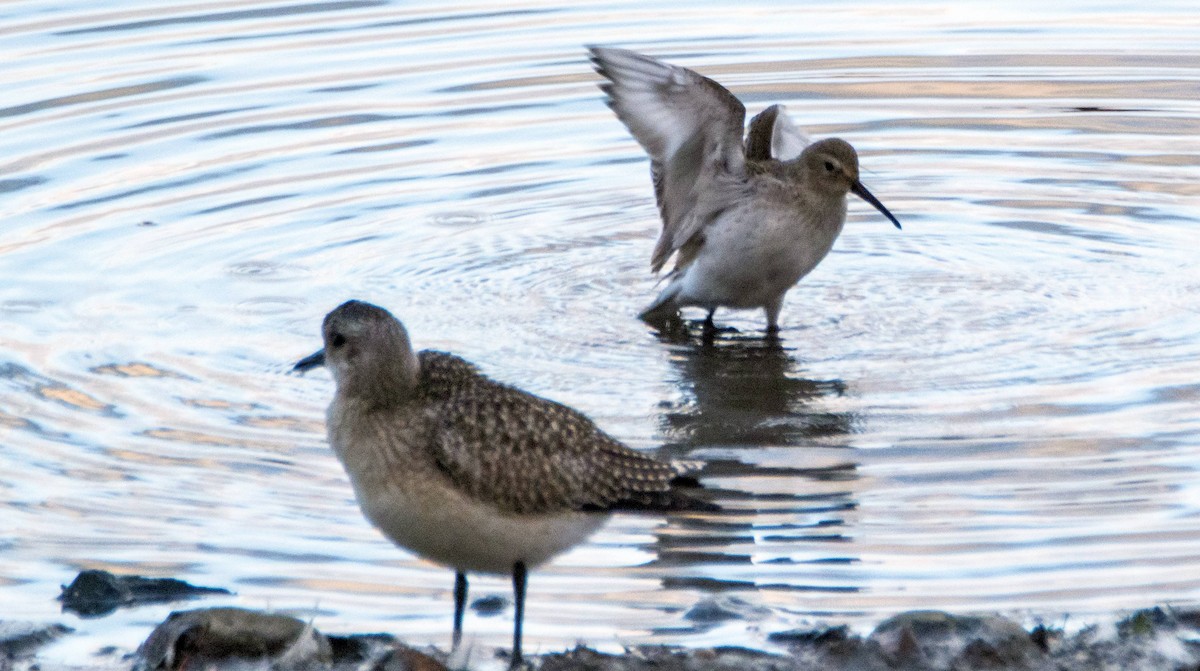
[294,300,713,667]
[590,47,902,332]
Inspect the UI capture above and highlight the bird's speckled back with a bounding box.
[413,350,710,516]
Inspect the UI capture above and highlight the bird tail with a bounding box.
[666,475,722,512]
[638,279,683,325]
[666,459,721,512]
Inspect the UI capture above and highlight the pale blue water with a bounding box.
[2,0,1199,666]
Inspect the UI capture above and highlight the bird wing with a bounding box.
[745,104,811,162]
[425,377,687,515]
[590,47,749,273]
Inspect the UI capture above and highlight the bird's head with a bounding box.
[801,138,901,230]
[294,300,420,401]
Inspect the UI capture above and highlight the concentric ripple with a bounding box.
[1,0,1199,666]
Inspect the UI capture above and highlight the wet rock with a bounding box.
[767,624,851,646]
[1174,608,1200,630]
[59,569,231,617]
[1028,623,1061,653]
[135,610,445,671]
[683,595,771,624]
[136,607,332,671]
[538,645,794,671]
[1086,606,1200,670]
[1048,622,1200,671]
[13,604,1200,671]
[1118,606,1174,638]
[767,625,888,671]
[1,621,72,667]
[325,632,398,665]
[868,611,1041,669]
[373,645,448,671]
[470,595,507,616]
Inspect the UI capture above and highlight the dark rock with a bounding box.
[0,621,72,666]
[768,624,850,646]
[766,625,889,671]
[373,645,449,671]
[1028,623,1061,653]
[1118,607,1173,638]
[539,644,795,671]
[136,607,331,671]
[1045,620,1200,671]
[537,646,615,671]
[958,637,1008,668]
[683,596,771,623]
[470,595,507,616]
[12,602,1200,671]
[869,611,1040,669]
[59,569,231,617]
[326,632,398,664]
[1176,608,1200,631]
[305,632,445,670]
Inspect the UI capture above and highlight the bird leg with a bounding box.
[453,571,468,650]
[764,298,783,334]
[510,562,527,668]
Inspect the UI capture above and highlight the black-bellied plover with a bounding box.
[590,47,903,332]
[294,300,714,667]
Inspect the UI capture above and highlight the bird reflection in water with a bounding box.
[647,328,863,619]
[656,328,853,450]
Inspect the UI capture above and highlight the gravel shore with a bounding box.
[6,603,1200,671]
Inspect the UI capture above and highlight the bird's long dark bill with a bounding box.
[851,181,902,230]
[293,349,326,373]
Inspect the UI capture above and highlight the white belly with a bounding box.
[349,472,608,575]
[679,205,844,309]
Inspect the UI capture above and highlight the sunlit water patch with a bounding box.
[1,0,1198,666]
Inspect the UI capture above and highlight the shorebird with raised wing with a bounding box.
[590,47,902,333]
[294,300,715,668]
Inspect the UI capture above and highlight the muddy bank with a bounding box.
[0,572,1189,671]
[7,603,1200,671]
[541,608,1200,671]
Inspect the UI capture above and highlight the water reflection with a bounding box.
[655,327,854,452]
[3,0,1198,659]
[648,327,861,601]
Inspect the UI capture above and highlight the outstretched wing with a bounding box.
[590,47,749,273]
[426,377,699,515]
[745,104,811,162]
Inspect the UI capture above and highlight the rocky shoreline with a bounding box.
[3,571,1198,671]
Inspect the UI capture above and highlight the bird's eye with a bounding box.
[823,160,836,173]
[331,333,347,348]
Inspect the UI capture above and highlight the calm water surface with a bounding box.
[2,0,1199,665]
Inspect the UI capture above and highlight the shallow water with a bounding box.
[2,0,1199,665]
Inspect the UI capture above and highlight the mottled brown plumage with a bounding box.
[294,299,714,667]
[416,350,698,515]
